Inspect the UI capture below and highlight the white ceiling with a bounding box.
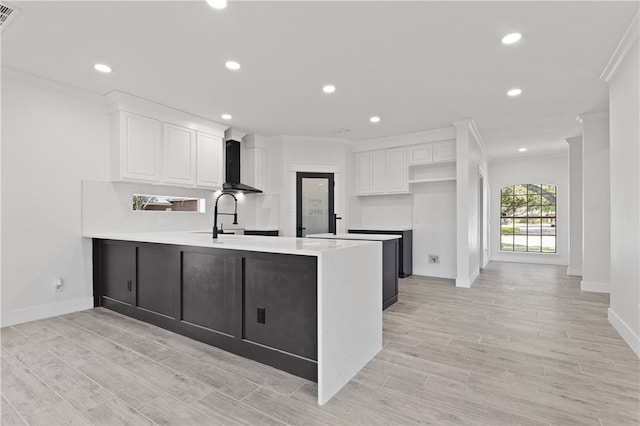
[2,1,637,159]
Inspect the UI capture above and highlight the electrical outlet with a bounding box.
[54,277,64,292]
[428,255,439,264]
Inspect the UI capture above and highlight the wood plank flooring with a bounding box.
[2,262,639,425]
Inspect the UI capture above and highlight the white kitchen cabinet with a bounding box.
[242,146,267,192]
[433,140,456,162]
[163,123,196,186]
[408,143,433,165]
[106,91,228,189]
[354,148,408,196]
[370,151,387,194]
[196,132,223,189]
[355,152,372,195]
[386,148,408,193]
[111,111,163,182]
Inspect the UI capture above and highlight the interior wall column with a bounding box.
[579,112,610,293]
[566,136,583,276]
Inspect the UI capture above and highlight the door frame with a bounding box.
[296,172,335,237]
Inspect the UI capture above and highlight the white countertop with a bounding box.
[348,227,412,232]
[84,231,375,256]
[306,233,401,241]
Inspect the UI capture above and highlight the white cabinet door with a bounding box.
[164,123,196,185]
[370,151,387,194]
[121,112,162,182]
[408,143,433,165]
[355,152,371,195]
[255,147,267,191]
[386,148,408,193]
[433,140,456,162]
[196,132,223,189]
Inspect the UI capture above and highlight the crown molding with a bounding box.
[1,66,104,102]
[601,11,639,82]
[104,90,228,137]
[565,136,582,145]
[468,119,489,159]
[351,126,455,152]
[577,111,609,123]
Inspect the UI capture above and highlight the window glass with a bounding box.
[132,194,205,212]
[500,184,556,253]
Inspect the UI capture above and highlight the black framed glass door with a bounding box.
[296,172,335,237]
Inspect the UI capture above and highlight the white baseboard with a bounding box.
[567,266,582,276]
[608,308,640,358]
[412,267,455,280]
[580,280,611,293]
[456,269,479,288]
[1,297,94,327]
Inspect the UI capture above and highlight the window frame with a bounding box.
[499,184,557,254]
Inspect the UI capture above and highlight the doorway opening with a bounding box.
[296,172,335,237]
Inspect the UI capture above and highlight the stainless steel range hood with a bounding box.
[223,140,263,194]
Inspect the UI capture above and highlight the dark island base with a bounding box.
[93,239,318,382]
[348,229,412,278]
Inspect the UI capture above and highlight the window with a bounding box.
[132,194,205,212]
[500,184,556,253]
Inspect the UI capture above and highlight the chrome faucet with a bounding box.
[213,192,238,239]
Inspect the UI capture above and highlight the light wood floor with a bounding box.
[2,262,639,425]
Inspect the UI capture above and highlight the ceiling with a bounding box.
[2,1,637,159]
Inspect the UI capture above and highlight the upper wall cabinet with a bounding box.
[355,148,408,196]
[106,91,227,189]
[409,140,456,165]
[164,123,196,185]
[111,111,163,182]
[195,132,223,188]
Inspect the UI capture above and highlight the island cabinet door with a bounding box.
[101,241,136,306]
[136,243,181,319]
[243,254,317,361]
[181,250,240,335]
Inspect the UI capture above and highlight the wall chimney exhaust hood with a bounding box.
[223,140,263,194]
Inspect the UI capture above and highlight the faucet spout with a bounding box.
[213,192,238,239]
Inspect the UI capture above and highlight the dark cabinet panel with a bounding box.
[94,239,318,381]
[137,244,180,318]
[101,241,136,305]
[382,239,399,309]
[348,229,412,277]
[182,251,239,335]
[244,254,317,360]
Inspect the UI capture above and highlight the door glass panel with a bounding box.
[301,178,329,236]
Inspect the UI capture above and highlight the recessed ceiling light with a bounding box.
[519,147,527,152]
[507,88,522,97]
[370,116,381,123]
[221,114,232,120]
[322,85,336,94]
[94,63,112,73]
[502,32,522,45]
[206,0,227,9]
[225,60,241,71]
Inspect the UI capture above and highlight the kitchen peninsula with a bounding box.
[88,232,381,405]
[306,233,400,309]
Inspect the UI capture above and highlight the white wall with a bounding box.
[580,113,611,292]
[454,120,489,287]
[277,135,351,238]
[412,182,457,278]
[566,136,583,276]
[1,71,110,326]
[489,153,569,266]
[607,34,639,356]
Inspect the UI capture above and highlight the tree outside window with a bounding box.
[500,184,556,253]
